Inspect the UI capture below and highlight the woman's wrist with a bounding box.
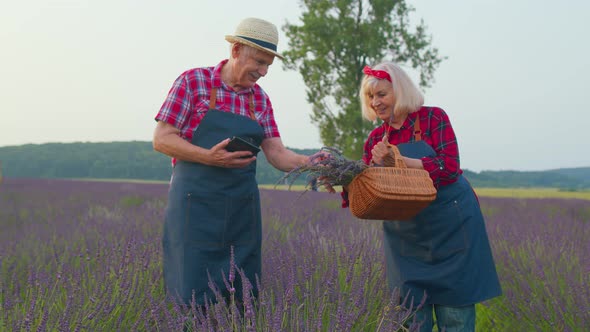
[403,157,424,169]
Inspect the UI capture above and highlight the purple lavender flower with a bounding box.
[1,178,588,330]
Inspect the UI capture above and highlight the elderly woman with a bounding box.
[349,62,502,331]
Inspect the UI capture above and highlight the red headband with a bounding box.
[363,66,392,82]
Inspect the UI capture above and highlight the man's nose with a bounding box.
[258,65,269,76]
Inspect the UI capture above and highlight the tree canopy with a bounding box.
[282,0,445,159]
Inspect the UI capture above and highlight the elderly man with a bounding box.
[153,17,314,306]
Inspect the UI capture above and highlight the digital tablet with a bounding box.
[226,136,260,155]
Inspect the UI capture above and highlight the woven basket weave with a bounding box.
[348,145,437,220]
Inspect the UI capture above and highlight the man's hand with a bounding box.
[209,138,256,168]
[308,150,331,165]
[307,150,337,193]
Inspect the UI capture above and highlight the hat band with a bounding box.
[237,35,277,52]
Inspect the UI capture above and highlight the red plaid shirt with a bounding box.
[342,106,463,207]
[155,60,280,165]
[363,106,462,187]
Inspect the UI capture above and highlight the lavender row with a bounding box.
[1,178,588,331]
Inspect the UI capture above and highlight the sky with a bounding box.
[1,0,589,172]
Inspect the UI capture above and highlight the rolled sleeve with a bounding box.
[258,96,280,139]
[421,108,461,187]
[422,154,460,188]
[155,73,192,131]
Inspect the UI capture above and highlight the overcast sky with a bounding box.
[1,0,589,172]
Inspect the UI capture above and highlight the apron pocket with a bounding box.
[183,192,258,249]
[385,197,469,261]
[430,199,468,260]
[384,221,433,261]
[184,192,228,249]
[225,193,258,247]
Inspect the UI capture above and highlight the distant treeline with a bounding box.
[1,141,589,189]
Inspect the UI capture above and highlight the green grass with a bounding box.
[474,187,590,200]
[264,184,590,200]
[68,178,169,184]
[260,184,310,191]
[35,178,590,200]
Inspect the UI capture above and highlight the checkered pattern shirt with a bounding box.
[155,60,280,165]
[341,106,464,208]
[363,106,462,188]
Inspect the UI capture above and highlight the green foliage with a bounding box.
[0,141,171,181]
[256,148,318,185]
[119,195,146,207]
[282,0,445,159]
[0,141,317,185]
[463,169,590,190]
[1,141,589,188]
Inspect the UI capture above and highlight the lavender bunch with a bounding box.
[278,147,368,190]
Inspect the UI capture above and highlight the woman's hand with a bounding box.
[316,176,336,193]
[371,136,396,166]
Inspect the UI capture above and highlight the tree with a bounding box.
[282,0,445,159]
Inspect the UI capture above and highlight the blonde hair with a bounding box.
[359,62,424,122]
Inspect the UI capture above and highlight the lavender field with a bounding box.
[0,178,588,331]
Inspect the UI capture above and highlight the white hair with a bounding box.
[359,62,424,122]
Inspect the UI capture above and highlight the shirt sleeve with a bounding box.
[155,72,192,133]
[341,190,349,208]
[420,108,461,187]
[254,88,281,138]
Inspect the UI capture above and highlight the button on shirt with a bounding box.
[155,59,280,166]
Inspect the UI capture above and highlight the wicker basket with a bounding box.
[348,145,437,220]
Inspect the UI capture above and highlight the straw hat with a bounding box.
[225,17,284,60]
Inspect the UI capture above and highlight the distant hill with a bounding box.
[1,141,589,189]
[0,141,313,186]
[462,169,590,189]
[548,167,590,184]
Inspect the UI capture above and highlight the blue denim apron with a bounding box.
[162,88,264,305]
[383,123,501,306]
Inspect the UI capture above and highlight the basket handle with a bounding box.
[371,138,407,168]
[377,114,422,168]
[386,144,407,168]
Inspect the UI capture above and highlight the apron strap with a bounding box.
[383,113,423,142]
[413,114,422,142]
[209,88,217,110]
[209,88,256,121]
[248,93,256,121]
